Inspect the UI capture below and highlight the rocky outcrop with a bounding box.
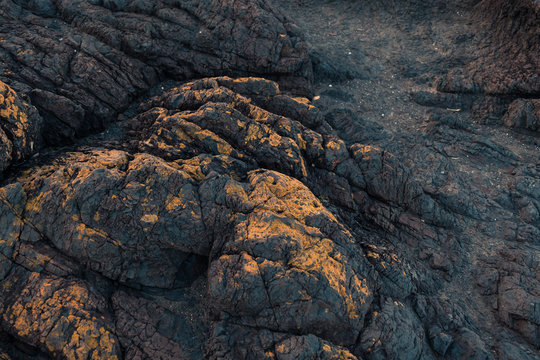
[431,0,540,128]
[0,0,539,359]
[437,0,539,96]
[0,0,311,144]
[0,152,373,358]
[0,78,378,358]
[502,99,540,131]
[1,74,536,359]
[0,81,41,175]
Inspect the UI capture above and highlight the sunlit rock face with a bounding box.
[0,81,42,175]
[0,0,539,359]
[0,77,379,359]
[0,75,536,359]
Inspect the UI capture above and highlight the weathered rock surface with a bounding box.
[0,81,41,175]
[434,0,540,127]
[503,99,540,132]
[0,76,378,355]
[437,0,539,97]
[0,0,311,144]
[0,0,539,359]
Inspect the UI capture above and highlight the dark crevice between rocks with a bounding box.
[0,330,50,360]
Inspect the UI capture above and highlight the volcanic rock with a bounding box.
[0,0,539,359]
[0,81,41,175]
[0,0,312,144]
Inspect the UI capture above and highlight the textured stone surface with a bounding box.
[0,80,41,174]
[434,0,540,127]
[0,74,536,359]
[0,0,539,359]
[0,0,311,144]
[503,99,540,131]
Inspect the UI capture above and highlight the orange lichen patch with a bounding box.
[2,278,12,291]
[266,132,282,147]
[279,120,293,133]
[16,48,33,57]
[0,82,39,164]
[5,228,20,242]
[322,344,332,352]
[3,274,120,358]
[214,138,234,155]
[246,105,272,124]
[325,139,343,151]
[224,181,247,196]
[356,145,377,156]
[177,161,206,181]
[291,97,309,105]
[140,214,159,223]
[275,335,357,359]
[0,238,15,261]
[94,150,130,170]
[350,144,390,164]
[229,77,280,95]
[17,247,48,269]
[245,123,265,142]
[242,256,260,275]
[70,222,113,252]
[24,191,48,214]
[0,99,28,123]
[164,113,237,156]
[295,135,307,150]
[165,194,185,211]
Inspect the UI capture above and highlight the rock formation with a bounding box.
[0,0,538,359]
[0,0,311,144]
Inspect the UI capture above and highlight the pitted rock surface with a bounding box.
[0,0,539,359]
[0,0,311,144]
[0,81,41,175]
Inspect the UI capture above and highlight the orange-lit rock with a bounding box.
[0,0,538,356]
[208,170,373,346]
[0,81,42,175]
[0,269,120,359]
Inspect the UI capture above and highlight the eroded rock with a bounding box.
[0,0,312,144]
[0,81,41,174]
[502,99,540,132]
